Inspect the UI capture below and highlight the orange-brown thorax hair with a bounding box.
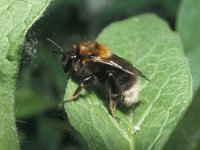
[77,41,111,60]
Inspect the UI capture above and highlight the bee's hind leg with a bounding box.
[109,98,121,122]
[108,73,124,122]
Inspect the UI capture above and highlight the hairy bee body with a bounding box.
[71,54,138,106]
[58,41,149,119]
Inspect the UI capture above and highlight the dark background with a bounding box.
[16,0,180,149]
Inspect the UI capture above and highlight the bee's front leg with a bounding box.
[63,75,93,104]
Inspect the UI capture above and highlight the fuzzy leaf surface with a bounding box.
[0,0,50,149]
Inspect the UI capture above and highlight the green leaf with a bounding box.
[177,0,200,52]
[164,87,200,150]
[64,14,192,150]
[0,0,50,149]
[176,0,200,93]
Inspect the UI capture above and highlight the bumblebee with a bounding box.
[49,39,149,120]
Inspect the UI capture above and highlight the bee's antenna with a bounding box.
[46,38,64,54]
[51,50,63,54]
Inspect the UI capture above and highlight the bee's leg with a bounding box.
[108,73,123,121]
[109,98,121,122]
[63,76,93,104]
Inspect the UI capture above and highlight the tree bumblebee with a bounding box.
[48,39,150,120]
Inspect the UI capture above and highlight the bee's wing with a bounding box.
[91,55,150,81]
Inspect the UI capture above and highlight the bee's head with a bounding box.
[47,38,81,73]
[62,49,78,73]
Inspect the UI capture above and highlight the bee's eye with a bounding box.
[62,55,66,61]
[71,55,76,59]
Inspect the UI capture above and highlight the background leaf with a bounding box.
[177,0,200,52]
[64,14,192,150]
[15,89,55,119]
[176,0,200,93]
[164,0,200,149]
[0,0,50,149]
